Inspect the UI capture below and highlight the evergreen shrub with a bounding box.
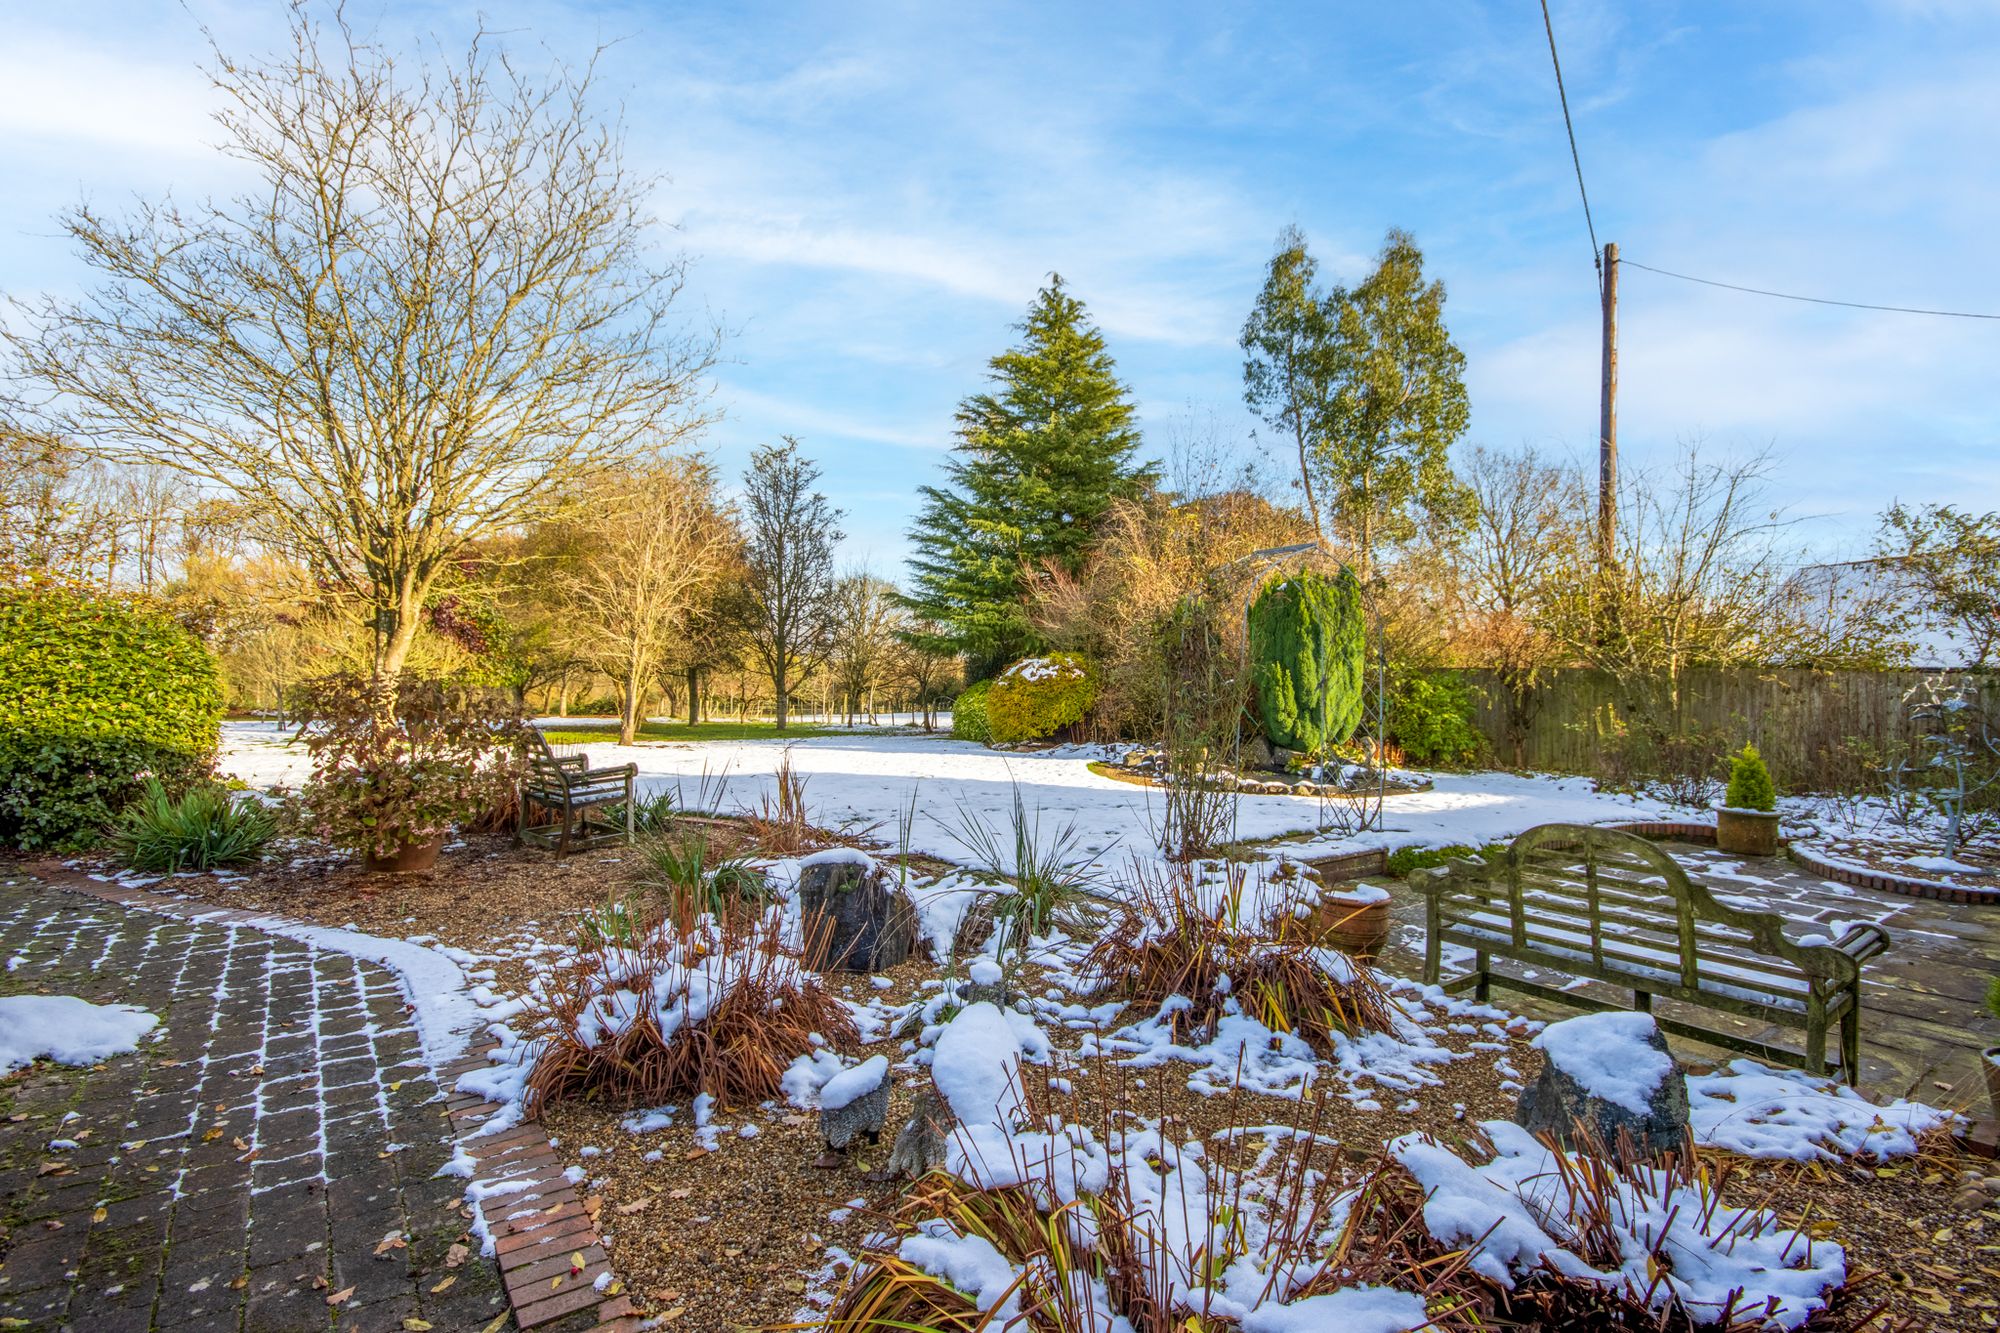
[951,679,994,743]
[985,654,1098,743]
[0,587,222,850]
[1388,672,1484,766]
[112,779,277,872]
[1247,567,1364,756]
[1724,743,1777,812]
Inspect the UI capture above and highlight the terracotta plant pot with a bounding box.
[1985,1047,2000,1124]
[363,835,444,874]
[1308,888,1392,961]
[1715,806,1781,857]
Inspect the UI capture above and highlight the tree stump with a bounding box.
[798,853,917,972]
[819,1055,891,1151]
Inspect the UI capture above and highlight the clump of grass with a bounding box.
[744,748,820,857]
[1080,861,1401,1051]
[633,830,769,918]
[611,789,677,835]
[942,785,1105,963]
[526,903,855,1111]
[112,779,277,872]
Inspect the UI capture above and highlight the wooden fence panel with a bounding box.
[1448,667,1995,788]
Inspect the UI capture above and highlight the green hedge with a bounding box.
[1388,672,1483,766]
[1248,568,1364,756]
[951,679,994,742]
[985,654,1098,743]
[0,588,222,850]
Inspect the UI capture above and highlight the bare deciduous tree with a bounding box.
[557,456,736,744]
[742,439,843,731]
[3,7,715,681]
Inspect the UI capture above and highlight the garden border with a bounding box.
[23,859,643,1331]
[1783,840,2000,907]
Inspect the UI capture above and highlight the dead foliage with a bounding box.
[1080,860,1401,1052]
[743,747,823,858]
[524,903,856,1112]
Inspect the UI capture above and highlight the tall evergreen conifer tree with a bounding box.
[904,277,1153,674]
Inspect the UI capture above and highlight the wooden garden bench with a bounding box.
[1415,823,1890,1083]
[518,731,638,855]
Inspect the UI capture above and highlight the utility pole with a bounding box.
[1597,241,1618,570]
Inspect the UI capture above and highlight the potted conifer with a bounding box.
[1715,743,1781,856]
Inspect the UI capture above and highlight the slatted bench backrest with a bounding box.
[1441,824,1854,1006]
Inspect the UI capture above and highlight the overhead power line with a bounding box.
[1619,259,2000,321]
[1538,0,1601,288]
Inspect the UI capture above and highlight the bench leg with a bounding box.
[1840,1001,1862,1087]
[1422,903,1441,987]
[1804,997,1828,1077]
[1473,951,1489,1003]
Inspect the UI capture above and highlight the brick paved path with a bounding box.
[0,873,513,1332]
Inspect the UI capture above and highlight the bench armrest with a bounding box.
[1829,922,1891,965]
[577,762,638,782]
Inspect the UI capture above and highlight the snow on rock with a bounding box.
[0,995,159,1074]
[967,957,1003,986]
[931,1002,1025,1126]
[782,1049,846,1109]
[1530,1011,1674,1116]
[1391,1121,1845,1329]
[818,1055,889,1112]
[1687,1059,1959,1161]
[1238,1288,1430,1333]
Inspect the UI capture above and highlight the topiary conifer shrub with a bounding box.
[984,653,1098,743]
[0,586,222,850]
[1247,566,1364,757]
[950,679,994,743]
[1724,743,1777,812]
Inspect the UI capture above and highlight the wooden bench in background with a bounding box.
[1415,822,1890,1083]
[519,732,638,855]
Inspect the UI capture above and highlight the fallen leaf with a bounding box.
[615,1197,654,1216]
[683,1147,707,1160]
[444,1243,469,1269]
[570,1251,586,1274]
[654,1308,687,1324]
[5,1113,26,1123]
[36,1162,71,1178]
[232,1137,250,1152]
[91,1206,108,1224]
[237,1148,259,1164]
[248,1063,264,1076]
[429,1275,456,1294]
[202,1128,223,1143]
[373,1231,406,1257]
[325,1285,355,1307]
[668,1188,691,1200]
[550,1276,563,1290]
[43,1219,63,1231]
[401,1321,432,1331]
[481,1316,510,1333]
[582,1196,602,1219]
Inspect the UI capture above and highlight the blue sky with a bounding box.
[4,2,1997,575]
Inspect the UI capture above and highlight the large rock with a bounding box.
[798,850,917,972]
[819,1055,891,1150]
[1237,734,1277,772]
[1516,1011,1690,1158]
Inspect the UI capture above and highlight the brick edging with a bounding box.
[1783,841,2000,906]
[1602,819,1721,843]
[23,860,643,1331]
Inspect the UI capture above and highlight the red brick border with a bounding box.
[1783,841,2000,906]
[1602,819,1721,843]
[24,860,643,1331]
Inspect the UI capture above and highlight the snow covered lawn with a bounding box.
[218,721,1680,875]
